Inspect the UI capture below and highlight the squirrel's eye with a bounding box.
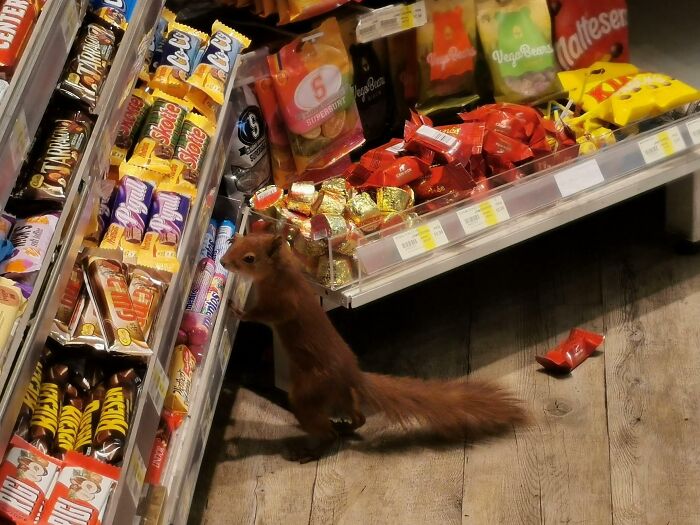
[243,253,256,264]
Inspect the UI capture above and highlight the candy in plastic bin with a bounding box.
[536,328,604,373]
[167,112,214,193]
[185,257,215,314]
[346,193,382,233]
[41,451,120,525]
[164,345,197,413]
[112,89,152,166]
[145,412,182,486]
[200,220,217,260]
[214,220,236,270]
[128,266,167,342]
[138,190,191,271]
[150,23,208,99]
[0,0,37,80]
[0,435,62,523]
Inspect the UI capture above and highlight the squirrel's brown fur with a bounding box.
[221,233,527,457]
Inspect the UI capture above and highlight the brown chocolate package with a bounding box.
[28,364,70,454]
[127,266,169,343]
[54,388,84,458]
[14,110,93,203]
[13,359,43,441]
[74,384,105,456]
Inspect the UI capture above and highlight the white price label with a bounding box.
[62,1,80,52]
[126,448,147,503]
[638,126,687,164]
[457,196,510,236]
[687,118,700,146]
[554,159,605,198]
[394,220,448,260]
[356,1,427,43]
[149,359,168,413]
[9,112,29,169]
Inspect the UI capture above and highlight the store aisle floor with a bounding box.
[189,190,700,525]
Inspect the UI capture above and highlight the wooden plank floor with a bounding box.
[188,190,700,525]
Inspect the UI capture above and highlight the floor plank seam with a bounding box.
[307,460,320,525]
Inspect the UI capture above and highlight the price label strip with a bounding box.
[554,159,605,198]
[148,359,168,413]
[62,1,80,52]
[394,220,448,261]
[356,1,427,44]
[457,196,510,236]
[9,111,29,170]
[687,118,700,146]
[126,448,147,505]
[638,126,687,165]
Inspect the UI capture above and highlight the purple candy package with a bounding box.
[185,257,215,313]
[100,175,154,258]
[199,219,217,261]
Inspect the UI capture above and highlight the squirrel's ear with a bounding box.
[267,235,285,258]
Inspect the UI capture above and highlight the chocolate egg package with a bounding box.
[416,0,479,112]
[267,18,365,175]
[476,0,558,103]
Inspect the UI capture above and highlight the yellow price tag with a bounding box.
[639,126,686,164]
[394,220,448,260]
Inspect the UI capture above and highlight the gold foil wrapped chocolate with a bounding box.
[292,231,327,257]
[321,177,353,201]
[346,192,381,232]
[376,186,412,213]
[335,222,365,257]
[380,212,419,236]
[312,190,346,215]
[317,255,354,288]
[287,181,317,216]
[310,214,348,242]
[250,185,285,216]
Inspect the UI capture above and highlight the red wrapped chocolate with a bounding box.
[362,156,430,189]
[358,138,405,172]
[413,163,475,201]
[536,328,604,373]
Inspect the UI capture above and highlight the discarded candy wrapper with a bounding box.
[535,328,604,373]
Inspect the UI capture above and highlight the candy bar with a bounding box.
[29,364,70,454]
[138,190,190,272]
[214,220,235,271]
[164,345,196,413]
[187,21,249,105]
[100,175,154,259]
[199,219,217,260]
[112,89,152,165]
[58,23,116,111]
[145,411,182,486]
[151,23,209,99]
[0,0,37,80]
[90,1,128,34]
[185,257,215,314]
[54,391,84,458]
[168,112,214,191]
[69,294,106,351]
[53,261,83,338]
[0,436,62,523]
[84,257,150,356]
[13,359,43,441]
[536,328,605,373]
[74,385,105,456]
[14,111,93,203]
[92,369,139,464]
[201,272,226,326]
[0,277,24,350]
[84,179,116,247]
[41,451,120,525]
[129,90,192,174]
[127,266,166,341]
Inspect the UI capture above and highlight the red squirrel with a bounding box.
[221,233,527,461]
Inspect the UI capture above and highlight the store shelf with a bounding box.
[0,0,165,465]
[0,0,87,210]
[320,112,700,308]
[102,56,243,525]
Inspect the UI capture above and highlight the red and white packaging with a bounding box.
[550,0,629,70]
[40,451,120,525]
[0,435,62,524]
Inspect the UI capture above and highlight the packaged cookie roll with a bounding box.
[476,0,558,103]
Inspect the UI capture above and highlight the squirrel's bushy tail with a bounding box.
[359,372,527,438]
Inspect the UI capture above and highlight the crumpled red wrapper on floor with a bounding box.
[536,328,605,373]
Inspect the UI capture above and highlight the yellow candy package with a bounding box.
[476,0,558,102]
[267,18,365,174]
[287,0,352,23]
[150,23,209,99]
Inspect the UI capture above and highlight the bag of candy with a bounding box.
[476,0,558,102]
[268,18,365,175]
[549,0,628,70]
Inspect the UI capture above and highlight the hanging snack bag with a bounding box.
[416,0,478,109]
[550,0,628,70]
[268,18,365,175]
[229,49,272,195]
[476,0,557,102]
[287,0,352,23]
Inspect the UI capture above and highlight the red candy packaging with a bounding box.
[41,452,120,525]
[0,435,62,523]
[536,328,604,373]
[549,0,629,70]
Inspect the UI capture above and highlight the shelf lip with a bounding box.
[333,143,700,308]
[0,0,87,210]
[103,55,244,525]
[0,0,165,489]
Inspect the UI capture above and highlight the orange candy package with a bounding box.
[267,18,365,175]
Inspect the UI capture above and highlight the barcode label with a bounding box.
[62,1,79,52]
[687,118,700,146]
[457,196,510,235]
[394,220,448,260]
[356,1,427,43]
[417,125,459,148]
[639,126,686,164]
[385,141,405,154]
[554,159,605,198]
[126,448,146,503]
[149,359,168,413]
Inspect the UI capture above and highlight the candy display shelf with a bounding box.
[0,0,165,481]
[0,0,88,210]
[316,109,700,308]
[99,56,243,525]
